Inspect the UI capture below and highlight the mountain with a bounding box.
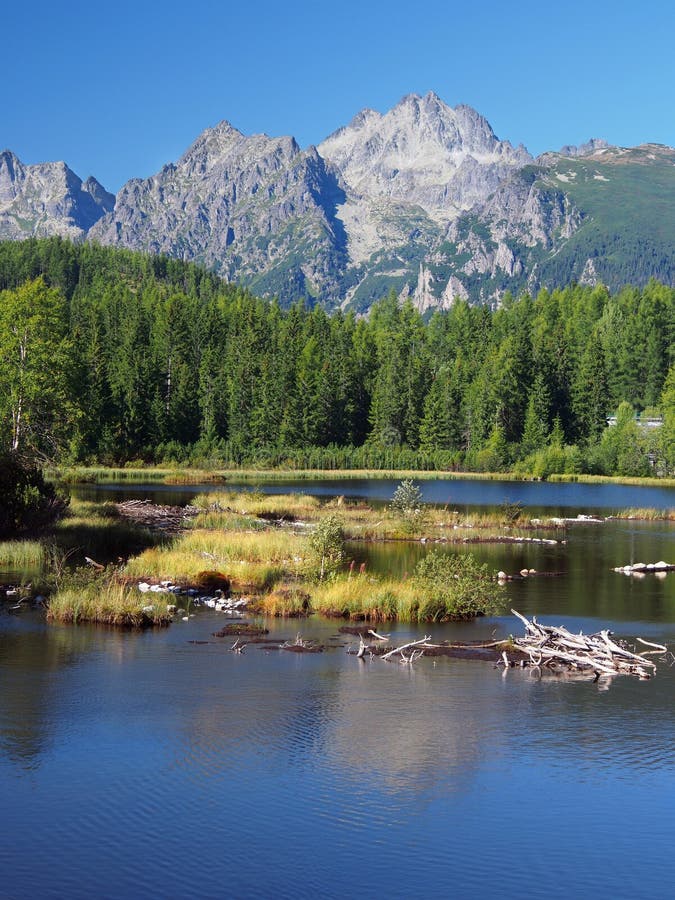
[89,122,348,300]
[0,151,114,240]
[3,95,675,310]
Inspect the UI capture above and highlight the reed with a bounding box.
[0,540,45,567]
[611,508,675,521]
[548,473,675,488]
[47,581,173,626]
[192,490,321,520]
[54,466,229,485]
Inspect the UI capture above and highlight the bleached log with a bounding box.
[636,638,668,652]
[368,629,390,642]
[381,636,431,661]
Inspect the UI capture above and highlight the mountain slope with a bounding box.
[0,151,114,240]
[2,98,675,309]
[90,122,348,301]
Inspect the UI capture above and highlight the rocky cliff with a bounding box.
[0,151,114,240]
[3,96,675,309]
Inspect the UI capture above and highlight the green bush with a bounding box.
[0,453,69,538]
[307,513,345,580]
[414,550,504,621]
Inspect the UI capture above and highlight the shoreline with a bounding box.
[53,465,675,489]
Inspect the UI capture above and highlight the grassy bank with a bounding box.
[46,581,173,626]
[54,464,675,489]
[0,540,45,568]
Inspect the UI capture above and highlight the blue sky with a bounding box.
[4,0,674,192]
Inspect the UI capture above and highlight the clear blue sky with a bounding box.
[4,0,674,192]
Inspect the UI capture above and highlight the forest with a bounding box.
[0,236,674,478]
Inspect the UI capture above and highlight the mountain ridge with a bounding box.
[2,94,674,310]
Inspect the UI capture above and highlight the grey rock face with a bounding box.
[0,150,113,240]
[90,121,348,300]
[4,96,672,310]
[320,93,530,217]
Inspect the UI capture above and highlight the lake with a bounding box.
[2,478,675,898]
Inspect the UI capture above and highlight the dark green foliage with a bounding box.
[0,238,672,477]
[414,550,504,621]
[0,452,68,538]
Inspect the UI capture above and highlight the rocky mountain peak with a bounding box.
[318,92,532,225]
[0,152,113,240]
[558,138,610,158]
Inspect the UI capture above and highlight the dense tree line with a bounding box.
[0,237,673,476]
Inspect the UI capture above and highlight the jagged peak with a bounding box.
[558,138,610,158]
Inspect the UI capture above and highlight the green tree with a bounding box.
[307,513,345,580]
[0,278,72,457]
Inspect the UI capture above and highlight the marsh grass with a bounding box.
[0,540,45,568]
[549,473,675,488]
[260,569,505,623]
[55,467,229,485]
[47,580,173,627]
[54,499,165,563]
[192,490,321,520]
[54,465,675,489]
[611,508,675,520]
[124,528,303,590]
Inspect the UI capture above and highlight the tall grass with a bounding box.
[611,508,675,520]
[0,540,45,567]
[55,467,228,485]
[47,581,173,626]
[192,490,321,519]
[124,528,303,590]
[548,473,675,488]
[257,571,505,623]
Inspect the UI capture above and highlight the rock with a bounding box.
[0,150,113,240]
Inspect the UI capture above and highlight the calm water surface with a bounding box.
[2,480,675,898]
[73,475,675,514]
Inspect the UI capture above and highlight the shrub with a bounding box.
[307,513,345,580]
[413,550,504,620]
[0,452,69,538]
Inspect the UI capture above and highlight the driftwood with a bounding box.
[280,633,324,653]
[115,499,200,534]
[348,612,669,679]
[505,609,665,679]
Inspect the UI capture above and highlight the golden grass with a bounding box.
[611,508,675,520]
[192,490,321,519]
[307,576,417,621]
[257,571,504,623]
[47,581,173,626]
[124,527,304,590]
[548,473,675,488]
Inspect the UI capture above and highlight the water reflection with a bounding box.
[72,475,675,512]
[3,482,675,898]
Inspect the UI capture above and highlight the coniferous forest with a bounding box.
[1,237,674,477]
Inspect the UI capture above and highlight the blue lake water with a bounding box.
[74,474,675,515]
[2,478,675,898]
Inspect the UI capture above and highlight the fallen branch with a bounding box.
[507,610,664,680]
[381,636,431,662]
